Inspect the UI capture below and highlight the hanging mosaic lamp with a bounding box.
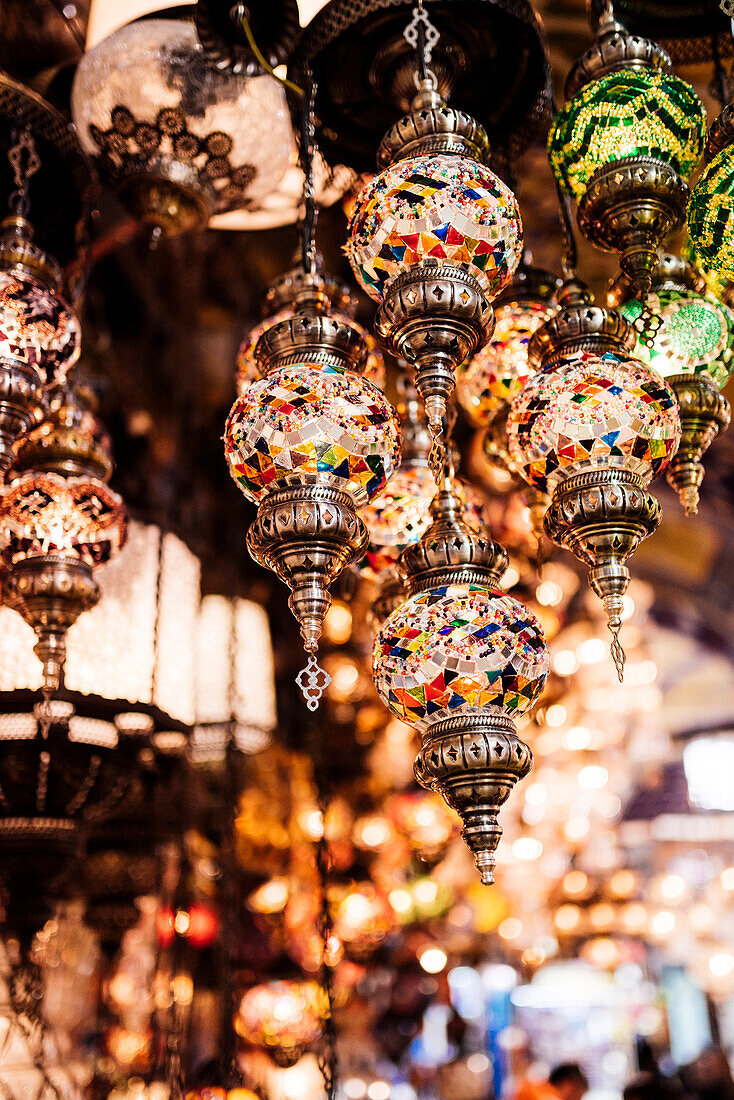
[0,383,127,693]
[506,279,680,679]
[235,980,326,1067]
[0,151,80,477]
[346,49,522,461]
[235,264,385,393]
[614,255,734,514]
[373,482,548,884]
[71,1,299,237]
[224,314,400,709]
[548,3,705,297]
[688,105,734,284]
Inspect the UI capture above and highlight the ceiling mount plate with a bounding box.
[291,0,552,174]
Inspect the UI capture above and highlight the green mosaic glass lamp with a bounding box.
[548,3,706,298]
[688,105,734,285]
[613,255,733,514]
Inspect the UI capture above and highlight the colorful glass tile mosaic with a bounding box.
[456,299,556,427]
[236,309,386,393]
[0,271,80,382]
[224,362,401,506]
[506,350,681,494]
[346,153,523,302]
[549,70,706,203]
[373,583,548,731]
[0,471,127,567]
[688,145,734,283]
[619,288,734,389]
[360,466,488,577]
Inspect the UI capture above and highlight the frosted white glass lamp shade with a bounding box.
[71,19,293,235]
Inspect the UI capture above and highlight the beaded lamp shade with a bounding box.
[549,70,705,205]
[506,351,681,496]
[347,152,522,303]
[0,269,80,384]
[688,145,734,283]
[618,276,734,514]
[456,298,557,428]
[224,364,399,507]
[374,584,548,732]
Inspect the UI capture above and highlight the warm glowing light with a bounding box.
[578,765,608,789]
[323,601,353,645]
[722,867,734,891]
[501,565,521,590]
[609,870,636,899]
[545,704,567,728]
[171,974,194,1005]
[589,903,615,931]
[709,952,734,978]
[659,874,686,902]
[419,947,448,973]
[685,739,734,811]
[576,638,607,665]
[174,910,190,935]
[414,880,438,905]
[389,889,413,915]
[564,816,590,842]
[367,1083,390,1100]
[553,649,579,676]
[344,1081,367,1100]
[524,782,548,806]
[650,910,676,938]
[690,904,715,934]
[586,937,619,969]
[498,918,522,941]
[512,837,543,861]
[555,905,581,932]
[622,904,647,933]
[535,580,563,607]
[564,726,592,751]
[356,816,391,849]
[250,878,289,914]
[563,871,589,897]
[467,1053,490,1074]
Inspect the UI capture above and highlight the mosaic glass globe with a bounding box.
[0,471,127,566]
[346,152,523,302]
[506,350,681,495]
[360,466,487,576]
[688,146,734,282]
[236,310,385,393]
[549,69,706,203]
[373,583,549,732]
[619,288,734,389]
[456,298,557,427]
[224,363,400,506]
[0,270,80,383]
[234,980,326,1066]
[71,20,293,225]
[331,882,394,958]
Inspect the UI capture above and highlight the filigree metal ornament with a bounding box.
[615,256,734,514]
[373,481,549,883]
[225,314,400,707]
[550,8,705,299]
[507,282,680,680]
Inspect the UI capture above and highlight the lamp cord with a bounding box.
[231,3,304,96]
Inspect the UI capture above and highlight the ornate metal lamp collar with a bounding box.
[377,77,491,169]
[565,1,671,98]
[255,313,368,375]
[262,266,359,320]
[11,383,114,483]
[528,278,636,368]
[399,478,508,594]
[0,216,62,291]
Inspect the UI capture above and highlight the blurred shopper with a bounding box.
[681,1048,734,1100]
[515,1063,588,1100]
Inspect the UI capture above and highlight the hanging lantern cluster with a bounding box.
[613,255,734,514]
[507,279,680,678]
[373,481,548,884]
[548,2,705,298]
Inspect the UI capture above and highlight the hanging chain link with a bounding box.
[631,299,663,352]
[608,621,626,683]
[299,78,318,277]
[165,996,186,1100]
[403,0,440,73]
[7,126,40,220]
[315,800,337,1100]
[720,0,734,17]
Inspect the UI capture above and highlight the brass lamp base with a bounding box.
[376,263,492,471]
[665,373,731,516]
[116,165,212,238]
[577,157,688,297]
[544,469,660,679]
[2,554,100,692]
[247,483,368,708]
[414,713,532,885]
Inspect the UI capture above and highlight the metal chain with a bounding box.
[299,78,318,277]
[632,300,663,352]
[608,621,626,683]
[164,997,186,1100]
[7,126,40,220]
[315,800,337,1100]
[403,0,439,73]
